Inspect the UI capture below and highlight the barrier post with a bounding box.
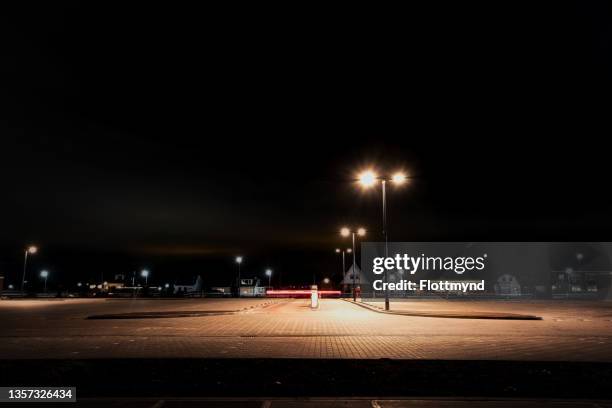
[310,285,319,309]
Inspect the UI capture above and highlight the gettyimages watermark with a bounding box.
[357,242,612,299]
[372,252,487,292]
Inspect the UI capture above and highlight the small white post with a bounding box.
[310,285,319,309]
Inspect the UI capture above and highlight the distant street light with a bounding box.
[40,270,49,292]
[141,269,149,286]
[340,227,366,301]
[335,248,352,283]
[21,245,38,291]
[235,256,243,297]
[265,268,272,288]
[357,168,409,310]
[323,278,330,284]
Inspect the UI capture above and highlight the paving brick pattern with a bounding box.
[1,298,611,361]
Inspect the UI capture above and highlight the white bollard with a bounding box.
[310,285,318,309]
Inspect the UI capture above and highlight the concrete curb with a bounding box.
[239,299,282,312]
[87,299,284,319]
[343,299,543,320]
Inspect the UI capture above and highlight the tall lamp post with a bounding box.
[358,169,408,311]
[235,256,243,297]
[340,227,366,301]
[265,268,272,288]
[141,269,149,286]
[21,245,38,291]
[335,248,352,281]
[40,270,49,292]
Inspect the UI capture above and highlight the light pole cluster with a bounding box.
[233,257,274,295]
[21,245,51,293]
[340,227,366,301]
[17,168,408,300]
[356,169,409,310]
[15,244,160,294]
[12,243,279,298]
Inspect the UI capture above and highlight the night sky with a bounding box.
[2,3,611,288]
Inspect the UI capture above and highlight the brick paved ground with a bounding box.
[362,298,612,321]
[1,298,612,360]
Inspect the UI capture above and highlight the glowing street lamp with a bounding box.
[141,269,149,286]
[40,270,49,292]
[21,245,38,291]
[265,268,272,288]
[357,168,409,310]
[391,172,407,185]
[340,227,366,301]
[358,170,378,187]
[236,256,243,297]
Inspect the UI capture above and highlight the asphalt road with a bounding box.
[1,298,612,361]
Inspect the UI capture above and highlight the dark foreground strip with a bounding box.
[1,359,611,399]
[21,397,612,407]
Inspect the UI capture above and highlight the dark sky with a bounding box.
[1,3,611,287]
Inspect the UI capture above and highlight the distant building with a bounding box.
[495,274,521,295]
[103,282,125,292]
[174,275,203,295]
[341,263,369,293]
[239,277,266,297]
